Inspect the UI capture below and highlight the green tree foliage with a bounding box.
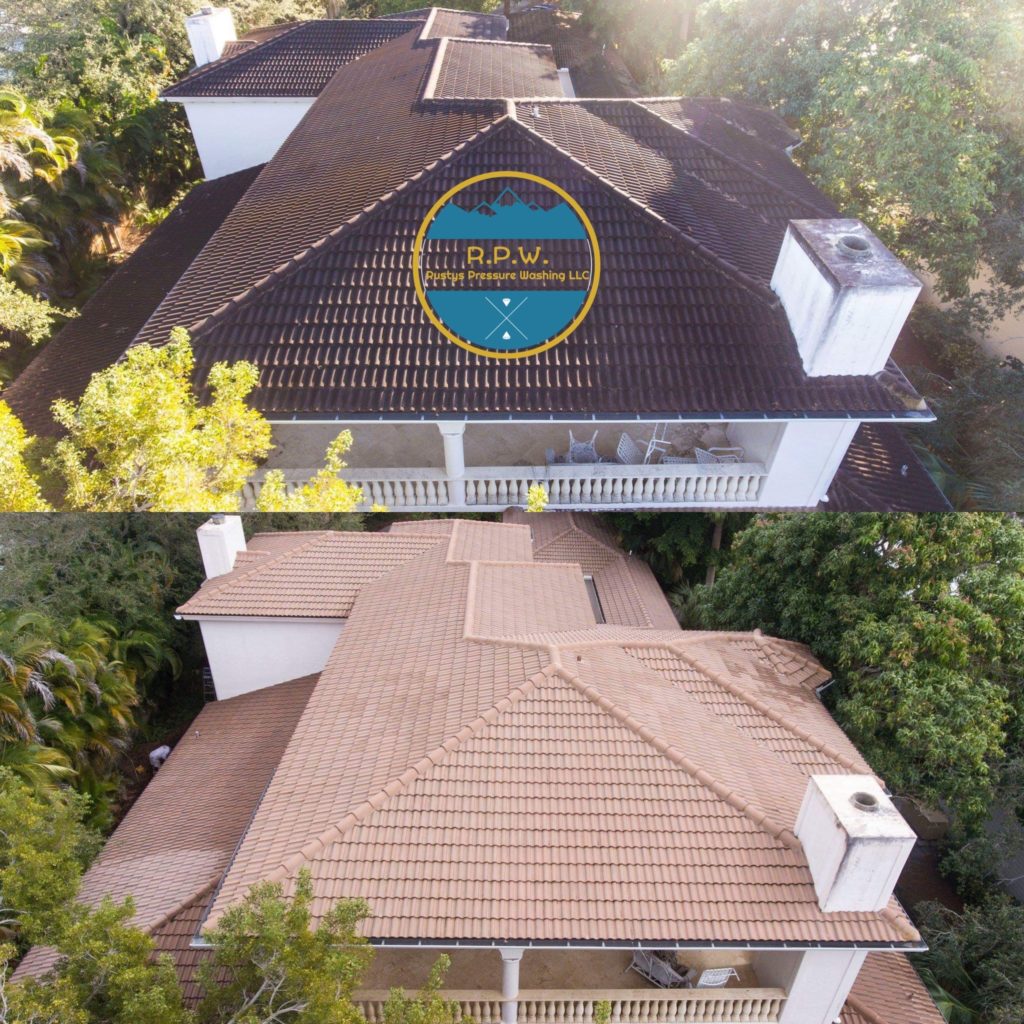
[915,896,1024,1024]
[197,871,373,1024]
[0,772,98,946]
[255,432,365,513]
[911,356,1024,511]
[573,1,700,86]
[604,512,751,586]
[664,0,1024,317]
[0,402,50,511]
[49,330,273,512]
[690,514,1024,825]
[0,611,169,826]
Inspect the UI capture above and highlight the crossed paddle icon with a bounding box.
[485,295,529,342]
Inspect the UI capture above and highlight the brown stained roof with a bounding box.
[177,531,444,617]
[425,8,508,41]
[826,423,952,511]
[523,99,834,281]
[185,116,910,418]
[163,19,422,98]
[432,39,563,98]
[14,674,316,982]
[841,953,945,1024]
[503,511,681,630]
[2,166,260,436]
[192,523,918,946]
[136,31,505,349]
[151,890,215,1007]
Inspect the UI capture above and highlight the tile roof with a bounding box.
[180,522,919,947]
[502,511,681,630]
[182,114,912,418]
[135,30,505,349]
[177,531,444,617]
[9,24,929,433]
[431,39,563,98]
[2,165,260,436]
[162,7,509,100]
[424,8,508,41]
[163,19,422,98]
[826,423,952,511]
[841,953,945,1024]
[14,674,315,981]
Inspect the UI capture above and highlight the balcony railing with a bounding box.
[354,988,785,1024]
[244,462,767,511]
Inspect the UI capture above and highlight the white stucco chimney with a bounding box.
[771,219,921,377]
[186,6,236,67]
[795,775,916,913]
[197,514,246,579]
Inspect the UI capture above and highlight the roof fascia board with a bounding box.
[161,95,317,104]
[266,411,935,424]
[189,936,926,951]
[176,613,346,624]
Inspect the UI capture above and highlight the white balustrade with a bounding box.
[353,988,784,1024]
[243,463,767,511]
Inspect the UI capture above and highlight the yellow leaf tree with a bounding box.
[0,400,50,510]
[255,431,367,512]
[49,329,273,512]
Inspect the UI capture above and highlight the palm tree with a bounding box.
[0,612,144,817]
[0,90,79,280]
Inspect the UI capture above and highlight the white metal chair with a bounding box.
[615,433,644,465]
[644,422,673,463]
[692,967,739,989]
[695,446,744,465]
[629,950,687,989]
[568,429,600,464]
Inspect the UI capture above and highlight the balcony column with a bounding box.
[499,946,524,1024]
[437,421,467,507]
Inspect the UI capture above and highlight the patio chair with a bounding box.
[695,446,745,465]
[615,433,645,465]
[660,454,695,464]
[690,967,739,989]
[568,430,600,464]
[644,422,673,464]
[629,950,687,989]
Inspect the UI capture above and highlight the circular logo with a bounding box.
[412,171,600,359]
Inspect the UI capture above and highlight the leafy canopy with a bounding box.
[0,402,50,511]
[49,329,273,512]
[664,0,1024,315]
[690,513,1024,825]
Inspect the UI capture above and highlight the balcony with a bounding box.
[353,949,784,1024]
[249,419,775,510]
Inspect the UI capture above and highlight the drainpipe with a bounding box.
[499,947,524,1024]
[437,422,467,507]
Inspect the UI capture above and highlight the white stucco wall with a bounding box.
[196,617,344,700]
[176,98,315,179]
[752,948,867,1024]
[757,419,860,507]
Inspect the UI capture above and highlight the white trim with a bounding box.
[422,35,449,100]
[266,414,934,425]
[178,614,345,624]
[161,95,318,104]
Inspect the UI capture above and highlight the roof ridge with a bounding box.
[506,113,779,305]
[184,110,511,344]
[165,20,311,94]
[252,666,554,893]
[550,656,802,851]
[634,99,834,218]
[666,641,869,776]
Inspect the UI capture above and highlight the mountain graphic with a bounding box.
[428,187,588,240]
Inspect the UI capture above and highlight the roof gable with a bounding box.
[183,117,905,418]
